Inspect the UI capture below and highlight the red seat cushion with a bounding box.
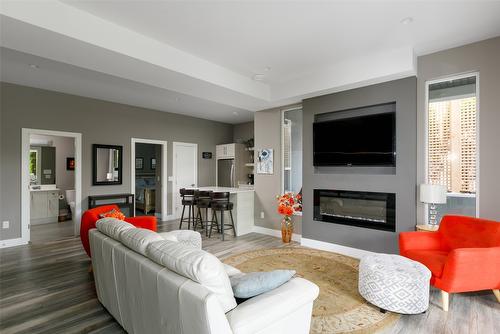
[404,250,449,278]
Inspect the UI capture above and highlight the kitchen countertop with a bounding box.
[30,187,60,192]
[196,186,254,194]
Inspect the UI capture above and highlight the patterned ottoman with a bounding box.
[358,254,431,314]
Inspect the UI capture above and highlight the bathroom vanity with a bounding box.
[30,187,59,225]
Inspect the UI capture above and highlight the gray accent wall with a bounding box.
[302,77,417,254]
[417,37,500,222]
[0,83,233,241]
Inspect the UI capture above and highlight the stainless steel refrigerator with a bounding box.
[217,159,235,187]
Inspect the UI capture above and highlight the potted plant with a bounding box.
[276,192,302,243]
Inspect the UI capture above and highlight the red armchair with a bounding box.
[399,215,500,311]
[80,205,157,257]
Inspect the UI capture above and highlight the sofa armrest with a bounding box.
[438,247,500,292]
[399,231,442,255]
[124,216,157,231]
[226,277,319,334]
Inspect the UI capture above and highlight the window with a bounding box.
[282,107,302,195]
[29,149,38,184]
[426,75,478,222]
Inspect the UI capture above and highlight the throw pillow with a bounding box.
[229,270,296,299]
[146,239,237,312]
[99,209,126,221]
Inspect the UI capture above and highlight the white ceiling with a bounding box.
[1,1,500,123]
[0,47,253,123]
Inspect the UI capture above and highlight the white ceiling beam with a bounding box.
[0,0,271,109]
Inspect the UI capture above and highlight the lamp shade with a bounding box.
[420,184,447,204]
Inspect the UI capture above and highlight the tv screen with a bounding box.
[313,112,396,166]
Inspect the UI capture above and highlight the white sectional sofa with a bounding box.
[89,218,319,334]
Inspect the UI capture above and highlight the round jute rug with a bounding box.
[223,247,399,334]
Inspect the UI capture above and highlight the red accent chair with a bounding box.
[399,215,500,311]
[80,205,157,257]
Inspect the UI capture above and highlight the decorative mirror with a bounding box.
[92,144,123,185]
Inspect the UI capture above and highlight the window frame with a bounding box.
[424,72,480,223]
[280,105,302,196]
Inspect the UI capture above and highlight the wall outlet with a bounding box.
[2,221,9,229]
[260,211,265,219]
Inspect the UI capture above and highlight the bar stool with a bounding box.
[179,188,200,230]
[209,192,236,241]
[193,190,212,236]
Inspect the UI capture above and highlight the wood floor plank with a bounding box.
[1,219,498,333]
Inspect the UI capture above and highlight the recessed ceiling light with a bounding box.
[29,64,39,69]
[252,74,265,81]
[400,17,413,25]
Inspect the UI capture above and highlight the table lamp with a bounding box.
[420,184,447,225]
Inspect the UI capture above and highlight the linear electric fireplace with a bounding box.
[314,189,396,232]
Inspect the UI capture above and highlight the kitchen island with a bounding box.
[195,186,254,236]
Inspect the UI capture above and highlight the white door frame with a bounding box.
[131,138,168,221]
[423,72,480,222]
[172,142,198,219]
[20,128,82,245]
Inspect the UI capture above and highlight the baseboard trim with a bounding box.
[300,237,374,259]
[253,226,302,242]
[0,238,29,249]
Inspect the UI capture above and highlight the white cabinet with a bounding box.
[30,190,59,224]
[216,144,236,159]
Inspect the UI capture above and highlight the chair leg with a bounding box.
[220,210,225,241]
[196,207,204,230]
[493,290,500,303]
[205,208,209,236]
[187,205,191,230]
[209,211,216,238]
[179,205,186,229]
[229,210,236,237]
[441,290,449,312]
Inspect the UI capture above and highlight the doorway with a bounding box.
[21,129,82,244]
[172,142,198,219]
[131,138,168,221]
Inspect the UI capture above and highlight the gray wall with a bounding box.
[0,82,233,240]
[254,107,302,234]
[233,121,254,144]
[417,36,500,222]
[302,77,417,253]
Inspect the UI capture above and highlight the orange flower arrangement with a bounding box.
[276,192,302,227]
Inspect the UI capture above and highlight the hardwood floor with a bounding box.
[1,220,498,334]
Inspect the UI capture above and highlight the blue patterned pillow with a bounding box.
[230,270,296,299]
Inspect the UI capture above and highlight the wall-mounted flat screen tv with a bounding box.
[313,112,396,166]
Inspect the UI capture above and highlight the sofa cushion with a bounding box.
[229,270,296,299]
[158,230,202,249]
[146,239,237,312]
[120,228,164,256]
[404,250,449,278]
[96,217,134,240]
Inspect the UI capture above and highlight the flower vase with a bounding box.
[281,217,293,243]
